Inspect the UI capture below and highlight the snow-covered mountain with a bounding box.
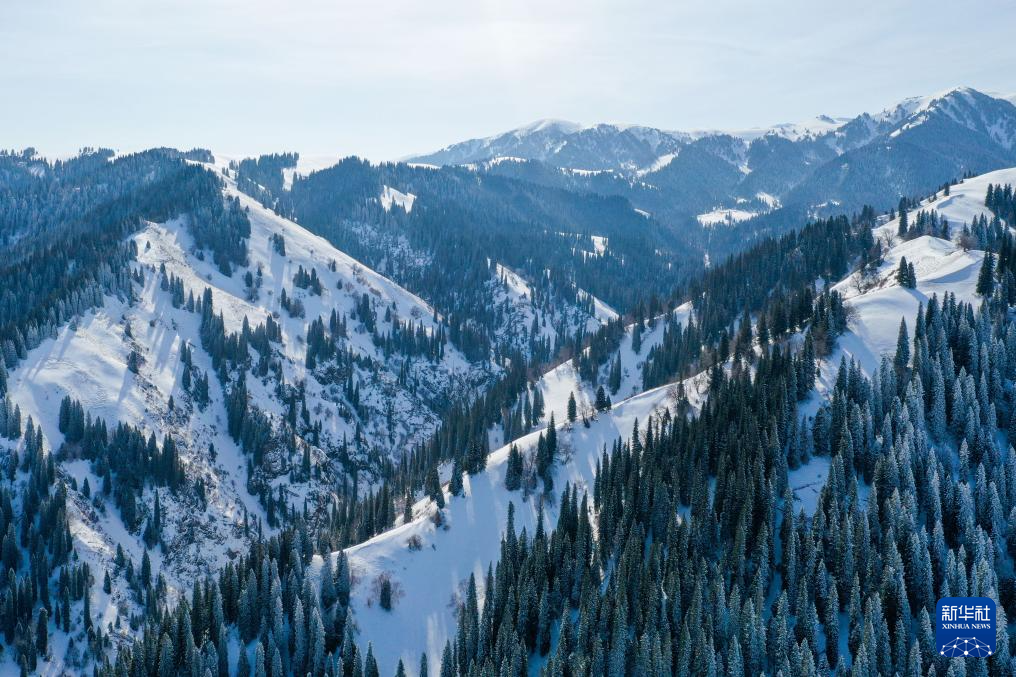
[331,302,698,676]
[409,114,850,173]
[411,88,1016,228]
[0,147,640,674]
[413,88,1016,174]
[817,166,1016,382]
[0,154,523,670]
[5,98,1016,676]
[411,120,689,172]
[326,164,1016,677]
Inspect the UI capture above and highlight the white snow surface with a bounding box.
[330,166,1016,677]
[807,167,1016,405]
[331,301,694,676]
[281,155,345,189]
[380,185,417,213]
[691,114,851,143]
[577,289,620,323]
[697,207,758,227]
[331,382,684,677]
[3,155,495,671]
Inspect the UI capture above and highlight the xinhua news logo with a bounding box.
[936,597,996,658]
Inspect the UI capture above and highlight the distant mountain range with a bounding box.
[409,87,1016,235]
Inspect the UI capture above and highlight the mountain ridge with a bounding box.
[409,86,1014,172]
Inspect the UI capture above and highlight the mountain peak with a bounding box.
[876,86,991,122]
[513,118,585,136]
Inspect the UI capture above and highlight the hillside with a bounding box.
[318,165,1016,676]
[335,377,686,677]
[0,154,505,672]
[413,88,1016,253]
[820,166,1016,381]
[325,300,706,676]
[2,139,1016,676]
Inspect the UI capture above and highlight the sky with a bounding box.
[3,0,1016,161]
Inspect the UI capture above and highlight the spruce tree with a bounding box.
[365,644,380,677]
[425,466,444,509]
[449,457,464,497]
[977,252,996,296]
[894,319,910,372]
[379,578,393,611]
[896,257,910,286]
[505,445,523,491]
[896,257,917,288]
[608,356,622,394]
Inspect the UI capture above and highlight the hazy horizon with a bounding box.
[4,0,1016,161]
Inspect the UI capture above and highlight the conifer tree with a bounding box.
[425,466,444,509]
[505,445,523,491]
[608,355,622,394]
[896,257,917,288]
[449,457,464,497]
[365,643,380,677]
[977,251,996,296]
[894,319,910,372]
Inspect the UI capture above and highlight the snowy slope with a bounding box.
[2,157,498,665]
[830,236,983,378]
[167,160,490,460]
[694,114,851,143]
[6,284,264,655]
[788,169,1016,520]
[697,207,758,227]
[486,262,619,364]
[577,289,619,323]
[380,185,416,213]
[819,167,1016,382]
[534,303,693,435]
[897,167,1016,229]
[329,381,683,677]
[328,300,696,676]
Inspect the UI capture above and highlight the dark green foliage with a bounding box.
[231,153,298,209]
[978,251,996,296]
[504,444,523,491]
[643,213,869,389]
[448,457,464,497]
[425,466,444,509]
[58,394,184,530]
[0,149,239,371]
[379,577,393,611]
[986,182,1016,225]
[896,256,917,288]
